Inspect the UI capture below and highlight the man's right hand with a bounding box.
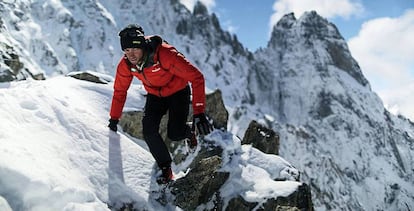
[108,119,119,132]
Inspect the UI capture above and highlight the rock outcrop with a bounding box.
[242,120,280,155]
[226,183,313,211]
[66,71,110,84]
[0,43,45,82]
[205,89,228,130]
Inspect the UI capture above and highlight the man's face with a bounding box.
[124,48,143,65]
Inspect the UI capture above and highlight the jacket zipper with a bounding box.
[141,70,164,97]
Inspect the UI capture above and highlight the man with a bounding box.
[108,24,212,184]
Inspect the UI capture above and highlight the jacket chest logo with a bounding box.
[151,67,161,73]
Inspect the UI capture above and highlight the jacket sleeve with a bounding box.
[110,59,133,120]
[158,45,206,114]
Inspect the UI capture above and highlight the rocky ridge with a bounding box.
[117,87,313,210]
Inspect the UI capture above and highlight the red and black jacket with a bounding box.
[110,36,206,120]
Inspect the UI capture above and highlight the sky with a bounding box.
[180,0,414,121]
[0,75,301,210]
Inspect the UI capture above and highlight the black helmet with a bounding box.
[119,24,146,51]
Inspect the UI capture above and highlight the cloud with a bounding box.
[270,0,364,28]
[380,84,414,121]
[179,0,216,12]
[348,9,414,120]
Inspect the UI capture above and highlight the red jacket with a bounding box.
[110,42,206,120]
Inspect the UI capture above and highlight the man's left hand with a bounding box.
[193,113,213,135]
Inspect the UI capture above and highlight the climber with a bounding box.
[108,24,213,184]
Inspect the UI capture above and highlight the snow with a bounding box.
[237,146,301,202]
[0,76,300,210]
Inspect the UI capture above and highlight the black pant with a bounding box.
[142,86,191,168]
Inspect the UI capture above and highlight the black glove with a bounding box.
[108,119,119,132]
[193,113,213,135]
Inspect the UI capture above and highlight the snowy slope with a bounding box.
[0,76,153,210]
[0,76,301,210]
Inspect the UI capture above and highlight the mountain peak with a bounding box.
[299,11,343,39]
[267,10,368,87]
[271,11,343,44]
[276,12,297,29]
[193,1,208,16]
[300,10,325,22]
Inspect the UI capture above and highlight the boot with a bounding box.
[156,166,173,184]
[186,132,197,149]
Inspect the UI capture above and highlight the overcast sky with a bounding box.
[180,0,414,121]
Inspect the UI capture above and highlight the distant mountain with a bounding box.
[249,11,414,210]
[1,0,413,210]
